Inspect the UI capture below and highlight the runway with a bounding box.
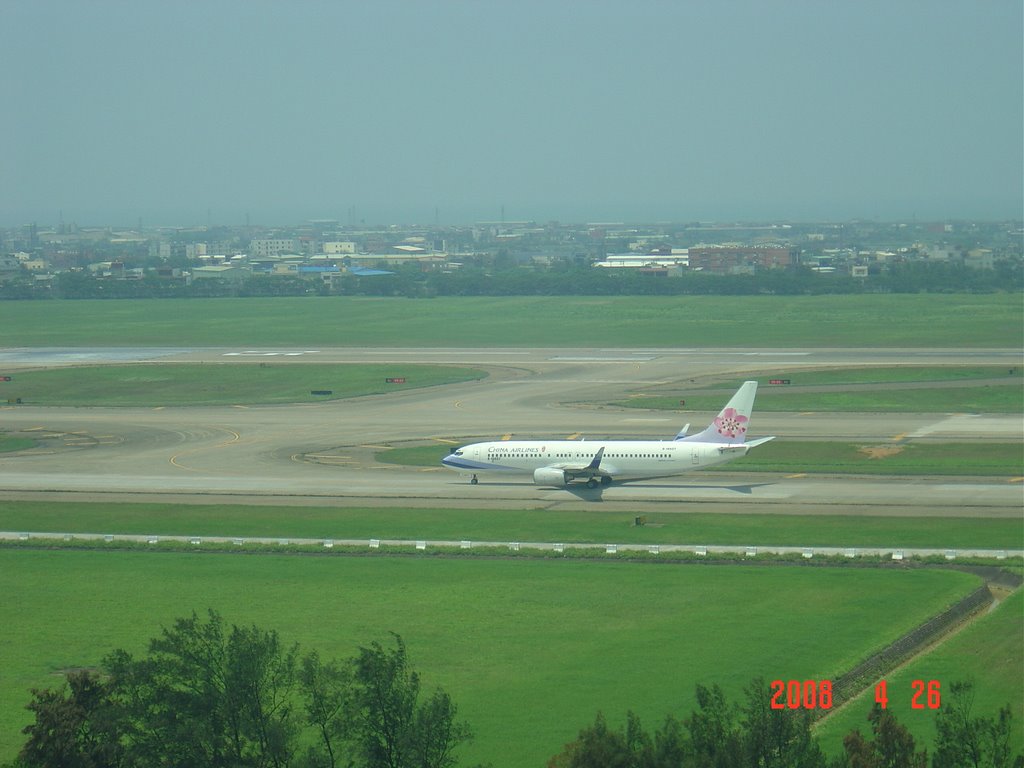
[0,346,1021,517]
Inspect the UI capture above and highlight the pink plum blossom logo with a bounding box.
[714,408,748,439]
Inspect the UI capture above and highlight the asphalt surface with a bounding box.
[0,346,1021,520]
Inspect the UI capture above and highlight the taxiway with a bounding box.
[0,346,1021,516]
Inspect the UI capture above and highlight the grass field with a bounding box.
[1,500,1020,552]
[381,441,1024,477]
[2,294,1021,347]
[4,363,1020,411]
[0,436,33,454]
[1,293,1020,764]
[618,385,1023,413]
[0,549,985,766]
[724,367,1022,386]
[614,366,1024,414]
[0,363,485,406]
[814,588,1024,756]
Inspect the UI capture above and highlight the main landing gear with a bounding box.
[470,474,479,485]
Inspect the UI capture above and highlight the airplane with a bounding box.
[441,380,774,488]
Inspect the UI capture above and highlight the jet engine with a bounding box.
[533,467,569,487]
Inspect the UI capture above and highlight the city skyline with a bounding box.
[3,1,1022,228]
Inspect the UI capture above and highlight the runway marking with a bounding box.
[549,356,657,362]
[891,432,908,442]
[169,428,241,471]
[501,434,512,441]
[218,429,241,446]
[361,350,530,355]
[565,432,582,440]
[301,456,355,465]
[361,444,390,450]
[454,401,462,408]
[786,473,808,479]
[432,438,458,445]
[223,350,321,357]
[1010,477,1024,484]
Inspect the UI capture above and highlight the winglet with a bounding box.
[585,447,605,471]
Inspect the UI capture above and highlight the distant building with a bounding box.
[687,246,797,273]
[925,245,960,262]
[965,249,994,269]
[595,250,688,270]
[323,241,356,255]
[0,255,22,274]
[191,264,246,284]
[250,239,300,258]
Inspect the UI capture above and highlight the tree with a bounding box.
[104,610,302,768]
[549,680,826,768]
[351,633,472,768]
[298,651,354,768]
[224,622,300,768]
[19,616,475,768]
[546,711,634,767]
[836,705,927,768]
[688,684,741,768]
[932,681,1023,768]
[546,710,687,768]
[19,670,125,768]
[740,678,826,768]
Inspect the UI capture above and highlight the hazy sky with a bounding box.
[2,0,1021,227]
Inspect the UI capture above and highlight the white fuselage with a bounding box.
[442,381,770,488]
[445,438,747,482]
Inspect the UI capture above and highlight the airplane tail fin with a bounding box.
[676,380,760,445]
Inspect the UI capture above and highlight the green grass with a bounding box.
[1,501,1020,551]
[0,436,34,454]
[618,386,1023,413]
[1,294,1020,347]
[738,367,1022,386]
[730,441,1024,476]
[814,588,1024,756]
[0,363,485,406]
[383,441,1024,477]
[0,549,984,767]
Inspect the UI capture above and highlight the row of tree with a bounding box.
[15,611,471,768]
[11,611,1021,768]
[550,679,1022,768]
[1,260,1021,300]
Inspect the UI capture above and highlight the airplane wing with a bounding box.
[551,447,611,477]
